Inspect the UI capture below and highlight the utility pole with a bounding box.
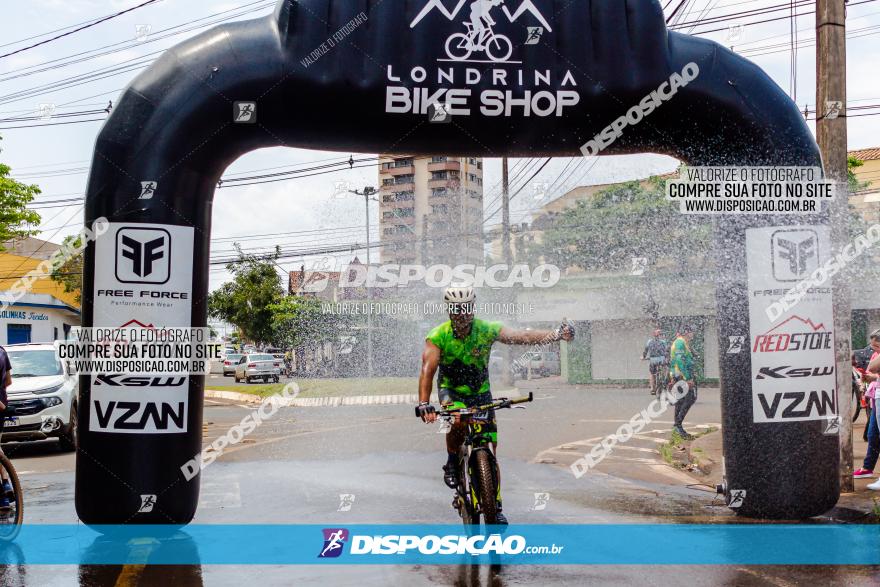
[350,187,376,378]
[816,0,852,492]
[501,157,513,386]
[502,157,512,266]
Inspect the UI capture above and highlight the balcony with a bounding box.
[386,165,415,176]
[387,182,415,193]
[428,179,460,189]
[428,160,460,173]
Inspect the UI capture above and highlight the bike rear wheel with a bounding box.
[0,450,23,534]
[445,33,473,61]
[474,450,498,525]
[485,35,513,62]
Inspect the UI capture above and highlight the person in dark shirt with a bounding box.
[0,346,12,509]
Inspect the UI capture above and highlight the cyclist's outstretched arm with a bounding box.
[497,325,573,345]
[418,340,441,405]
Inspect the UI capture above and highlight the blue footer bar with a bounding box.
[0,524,878,565]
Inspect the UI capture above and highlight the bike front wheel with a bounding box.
[485,35,513,62]
[474,450,498,524]
[0,450,23,535]
[445,33,473,61]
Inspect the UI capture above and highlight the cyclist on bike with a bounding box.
[416,284,574,525]
[642,328,668,395]
[0,345,12,509]
[468,0,505,50]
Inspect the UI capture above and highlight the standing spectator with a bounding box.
[642,328,669,395]
[854,332,880,479]
[669,325,697,440]
[0,345,12,508]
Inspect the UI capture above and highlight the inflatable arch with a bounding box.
[77,0,837,524]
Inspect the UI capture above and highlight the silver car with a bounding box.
[233,353,281,384]
[4,343,78,450]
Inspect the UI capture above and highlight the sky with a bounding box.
[1,0,879,291]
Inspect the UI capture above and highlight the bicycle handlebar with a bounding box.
[439,392,533,416]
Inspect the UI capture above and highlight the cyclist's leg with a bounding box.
[469,13,485,46]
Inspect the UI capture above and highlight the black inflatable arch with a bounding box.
[79,0,837,524]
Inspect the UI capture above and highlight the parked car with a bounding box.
[4,343,78,450]
[264,347,285,361]
[233,353,282,383]
[515,351,561,378]
[221,353,243,376]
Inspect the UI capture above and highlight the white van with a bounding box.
[3,343,78,450]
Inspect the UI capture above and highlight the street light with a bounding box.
[348,186,377,378]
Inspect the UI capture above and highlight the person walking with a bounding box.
[669,325,697,440]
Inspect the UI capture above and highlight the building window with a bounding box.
[431,188,449,197]
[395,207,415,217]
[394,174,414,184]
[431,204,448,214]
[431,156,447,163]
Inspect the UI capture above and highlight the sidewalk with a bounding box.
[686,416,880,519]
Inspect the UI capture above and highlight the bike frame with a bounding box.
[437,393,533,521]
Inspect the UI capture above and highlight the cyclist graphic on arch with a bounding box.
[445,0,513,62]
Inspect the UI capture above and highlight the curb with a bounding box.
[205,389,431,407]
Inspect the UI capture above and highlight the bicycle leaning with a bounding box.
[0,426,24,533]
[420,393,533,527]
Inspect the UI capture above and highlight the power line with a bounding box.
[0,0,165,60]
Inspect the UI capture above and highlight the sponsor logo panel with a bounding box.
[746,226,837,423]
[91,223,195,434]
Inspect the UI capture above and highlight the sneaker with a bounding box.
[442,463,459,489]
[867,479,880,491]
[853,468,875,479]
[673,426,695,441]
[0,497,10,510]
[494,511,508,526]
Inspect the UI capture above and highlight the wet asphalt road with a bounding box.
[3,382,879,585]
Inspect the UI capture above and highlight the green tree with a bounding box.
[0,136,42,248]
[535,176,711,274]
[207,247,283,346]
[49,234,84,302]
[848,156,870,193]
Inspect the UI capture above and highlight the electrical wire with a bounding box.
[0,0,165,60]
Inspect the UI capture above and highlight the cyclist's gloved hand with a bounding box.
[416,402,437,422]
[555,321,575,342]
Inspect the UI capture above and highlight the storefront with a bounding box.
[0,293,80,345]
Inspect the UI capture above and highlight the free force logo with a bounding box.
[318,528,349,558]
[771,229,818,282]
[115,227,171,284]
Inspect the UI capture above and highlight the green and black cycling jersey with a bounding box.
[426,318,503,397]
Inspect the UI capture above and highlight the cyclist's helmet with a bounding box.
[443,284,475,304]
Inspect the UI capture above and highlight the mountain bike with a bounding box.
[437,392,533,527]
[0,427,24,534]
[445,20,513,62]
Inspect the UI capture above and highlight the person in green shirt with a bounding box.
[417,285,574,525]
[669,324,698,439]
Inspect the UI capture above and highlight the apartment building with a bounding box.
[378,156,484,266]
